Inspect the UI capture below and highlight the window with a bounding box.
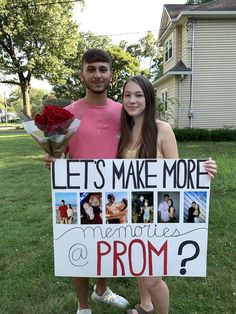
[161,90,168,113]
[164,37,173,62]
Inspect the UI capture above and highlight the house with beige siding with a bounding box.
[153,0,236,129]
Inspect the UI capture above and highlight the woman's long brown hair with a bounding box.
[117,75,158,159]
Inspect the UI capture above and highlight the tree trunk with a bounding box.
[19,73,31,119]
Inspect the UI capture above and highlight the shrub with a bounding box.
[174,128,236,142]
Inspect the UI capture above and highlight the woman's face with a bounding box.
[168,199,172,206]
[116,201,126,211]
[122,80,146,118]
[83,202,94,219]
[89,194,100,207]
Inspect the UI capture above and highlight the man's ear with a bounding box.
[80,72,84,82]
[109,71,113,83]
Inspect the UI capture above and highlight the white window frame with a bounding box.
[164,36,173,63]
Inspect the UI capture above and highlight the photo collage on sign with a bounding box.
[53,190,208,225]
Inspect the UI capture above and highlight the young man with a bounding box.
[44,49,129,314]
[188,201,197,223]
[58,199,67,224]
[158,193,170,223]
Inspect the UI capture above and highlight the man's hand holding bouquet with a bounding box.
[23,105,80,167]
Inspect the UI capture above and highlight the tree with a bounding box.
[125,31,160,81]
[7,86,49,117]
[0,0,83,118]
[0,96,4,109]
[186,0,212,4]
[140,31,159,76]
[151,48,163,82]
[107,46,140,101]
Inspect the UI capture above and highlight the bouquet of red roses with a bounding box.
[23,105,80,158]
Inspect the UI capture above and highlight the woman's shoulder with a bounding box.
[156,120,173,132]
[155,120,175,142]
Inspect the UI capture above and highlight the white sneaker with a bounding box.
[76,309,92,314]
[91,285,129,309]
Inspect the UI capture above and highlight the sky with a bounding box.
[74,0,186,44]
[1,0,187,97]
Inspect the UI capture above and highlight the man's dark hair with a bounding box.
[108,194,115,200]
[61,200,65,204]
[164,194,169,198]
[81,48,112,67]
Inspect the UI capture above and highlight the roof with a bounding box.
[164,4,197,19]
[160,0,236,39]
[168,60,191,73]
[153,60,192,87]
[164,0,236,19]
[191,0,236,11]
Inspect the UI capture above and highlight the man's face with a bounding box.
[81,62,112,94]
[164,195,169,202]
[109,196,115,203]
[140,196,144,202]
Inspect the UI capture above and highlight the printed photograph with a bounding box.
[105,192,128,224]
[54,192,77,224]
[80,192,103,225]
[157,192,180,223]
[184,191,207,223]
[131,192,154,223]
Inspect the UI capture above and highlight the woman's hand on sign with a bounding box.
[204,158,217,179]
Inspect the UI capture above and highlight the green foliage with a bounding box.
[0,0,83,116]
[0,0,81,79]
[125,32,161,81]
[0,96,4,109]
[174,127,236,142]
[108,46,140,101]
[7,86,50,117]
[156,97,177,123]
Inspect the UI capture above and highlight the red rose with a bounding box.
[34,105,74,136]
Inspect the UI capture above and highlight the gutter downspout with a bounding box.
[189,18,196,128]
[178,74,185,128]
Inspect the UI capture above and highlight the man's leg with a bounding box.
[91,278,129,309]
[94,278,107,295]
[74,277,90,310]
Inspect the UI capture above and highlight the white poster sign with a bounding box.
[51,159,210,277]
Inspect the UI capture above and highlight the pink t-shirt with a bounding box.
[65,98,121,159]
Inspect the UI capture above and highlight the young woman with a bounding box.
[193,203,201,223]
[141,199,153,223]
[118,75,217,314]
[81,193,103,225]
[167,199,177,223]
[67,204,74,224]
[106,197,128,224]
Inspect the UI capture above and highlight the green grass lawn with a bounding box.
[0,130,235,314]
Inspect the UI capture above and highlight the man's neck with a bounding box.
[84,90,108,106]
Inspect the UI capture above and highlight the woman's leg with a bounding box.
[138,277,154,312]
[142,277,169,314]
